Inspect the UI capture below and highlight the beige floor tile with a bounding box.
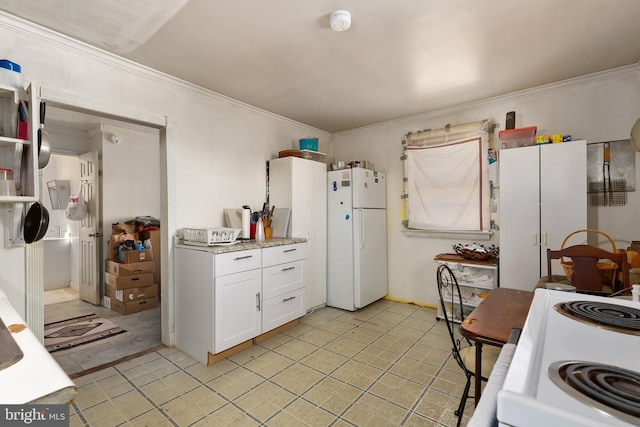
[271,363,325,395]
[244,350,294,378]
[73,382,110,410]
[254,332,293,350]
[368,372,425,409]
[209,403,260,426]
[208,369,265,400]
[343,392,408,426]
[403,412,438,426]
[297,328,339,347]
[331,360,383,390]
[389,356,438,385]
[353,345,400,370]
[282,398,335,425]
[273,338,319,360]
[300,348,348,374]
[80,400,126,426]
[316,319,355,335]
[235,382,296,418]
[322,336,367,358]
[129,409,174,427]
[303,377,362,415]
[111,390,155,420]
[265,409,307,427]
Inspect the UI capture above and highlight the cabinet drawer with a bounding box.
[262,243,306,267]
[262,260,304,299]
[262,288,304,333]
[215,249,261,277]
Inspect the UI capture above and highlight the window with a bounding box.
[401,120,491,237]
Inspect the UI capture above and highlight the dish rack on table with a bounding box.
[180,228,241,246]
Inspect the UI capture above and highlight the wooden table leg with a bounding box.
[475,342,482,406]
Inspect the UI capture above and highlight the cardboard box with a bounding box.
[112,221,138,235]
[111,296,158,315]
[119,249,153,264]
[139,229,161,285]
[106,272,153,290]
[105,283,158,302]
[108,233,139,261]
[105,259,154,276]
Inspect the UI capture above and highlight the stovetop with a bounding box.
[497,289,640,427]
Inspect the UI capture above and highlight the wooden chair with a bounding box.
[546,245,630,294]
[436,264,501,427]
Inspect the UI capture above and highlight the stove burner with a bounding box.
[549,361,640,424]
[554,300,640,335]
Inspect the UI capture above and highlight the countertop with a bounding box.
[175,237,307,254]
[0,289,77,404]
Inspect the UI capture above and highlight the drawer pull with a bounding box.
[283,248,297,253]
[234,255,253,260]
[281,266,296,272]
[256,292,261,310]
[282,296,296,302]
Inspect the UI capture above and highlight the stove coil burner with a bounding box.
[554,300,640,335]
[549,361,640,423]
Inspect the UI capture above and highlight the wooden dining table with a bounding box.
[459,287,534,405]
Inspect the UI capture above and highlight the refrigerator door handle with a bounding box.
[359,209,365,250]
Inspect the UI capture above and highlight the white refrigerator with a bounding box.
[327,167,387,311]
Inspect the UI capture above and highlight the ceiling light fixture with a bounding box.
[330,10,351,32]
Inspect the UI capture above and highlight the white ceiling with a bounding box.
[2,0,640,132]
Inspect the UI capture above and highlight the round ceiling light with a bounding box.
[330,10,351,32]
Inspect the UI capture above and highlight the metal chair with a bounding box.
[436,264,501,427]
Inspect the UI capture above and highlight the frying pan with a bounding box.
[23,201,49,243]
[37,102,51,169]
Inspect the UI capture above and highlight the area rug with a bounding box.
[44,314,127,354]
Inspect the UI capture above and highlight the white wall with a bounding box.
[332,66,640,307]
[0,14,330,316]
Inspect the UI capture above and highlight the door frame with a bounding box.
[26,87,176,348]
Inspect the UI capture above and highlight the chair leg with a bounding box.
[455,374,471,427]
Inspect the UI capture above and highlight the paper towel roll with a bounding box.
[241,207,251,239]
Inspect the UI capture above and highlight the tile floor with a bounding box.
[69,300,478,426]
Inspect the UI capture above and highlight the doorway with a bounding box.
[27,100,171,376]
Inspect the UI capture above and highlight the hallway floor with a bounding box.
[44,289,162,377]
[69,300,477,426]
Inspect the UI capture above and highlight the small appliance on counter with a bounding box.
[180,227,241,246]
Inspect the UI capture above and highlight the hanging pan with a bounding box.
[23,201,49,243]
[37,101,51,169]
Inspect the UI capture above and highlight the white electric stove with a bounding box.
[497,289,640,427]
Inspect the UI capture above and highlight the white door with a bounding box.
[540,141,587,276]
[499,145,541,289]
[353,208,387,308]
[78,151,102,305]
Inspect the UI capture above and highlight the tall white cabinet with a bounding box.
[499,140,587,290]
[269,157,327,310]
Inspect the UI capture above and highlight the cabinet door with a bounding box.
[540,141,587,276]
[499,145,541,289]
[214,269,261,353]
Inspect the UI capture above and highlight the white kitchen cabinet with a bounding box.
[499,141,587,290]
[434,253,498,323]
[262,243,306,332]
[174,240,307,365]
[269,157,327,310]
[214,249,262,352]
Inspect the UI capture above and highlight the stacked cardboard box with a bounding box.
[105,221,158,314]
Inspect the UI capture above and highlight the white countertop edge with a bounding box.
[0,289,77,404]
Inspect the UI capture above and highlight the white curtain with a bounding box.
[403,120,490,231]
